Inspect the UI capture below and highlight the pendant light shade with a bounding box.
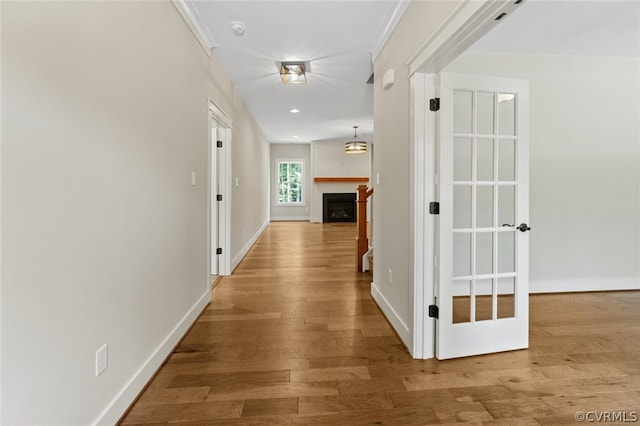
[344,126,367,154]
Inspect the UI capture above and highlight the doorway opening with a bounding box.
[208,99,232,281]
[408,0,528,359]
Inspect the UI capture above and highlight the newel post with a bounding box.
[356,184,373,272]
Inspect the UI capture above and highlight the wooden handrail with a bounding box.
[356,184,373,272]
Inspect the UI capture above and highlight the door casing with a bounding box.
[408,0,527,359]
[208,99,232,281]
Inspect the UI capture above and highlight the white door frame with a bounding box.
[409,0,526,358]
[208,99,232,280]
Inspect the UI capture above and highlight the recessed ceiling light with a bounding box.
[293,135,299,138]
[290,108,300,114]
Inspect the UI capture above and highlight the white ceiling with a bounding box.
[188,0,407,143]
[186,0,639,144]
[470,0,640,57]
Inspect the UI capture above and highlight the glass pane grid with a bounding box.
[452,88,521,324]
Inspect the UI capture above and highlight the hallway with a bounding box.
[121,222,640,425]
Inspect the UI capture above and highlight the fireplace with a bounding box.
[323,193,356,223]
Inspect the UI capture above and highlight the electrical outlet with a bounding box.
[388,269,393,285]
[95,344,108,378]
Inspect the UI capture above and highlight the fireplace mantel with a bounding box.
[314,177,369,183]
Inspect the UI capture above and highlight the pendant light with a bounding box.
[344,126,367,154]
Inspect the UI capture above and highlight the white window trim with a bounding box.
[275,158,306,206]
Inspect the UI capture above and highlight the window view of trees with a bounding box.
[278,161,303,204]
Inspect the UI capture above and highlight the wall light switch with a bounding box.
[388,269,393,285]
[191,172,196,186]
[376,173,380,185]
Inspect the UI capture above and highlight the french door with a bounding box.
[435,72,530,359]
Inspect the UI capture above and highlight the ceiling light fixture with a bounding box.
[344,126,367,154]
[280,62,306,84]
[290,108,300,114]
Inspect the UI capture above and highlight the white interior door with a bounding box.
[209,100,232,277]
[210,121,230,276]
[435,72,530,359]
[210,124,220,276]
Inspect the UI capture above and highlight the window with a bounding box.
[277,160,304,205]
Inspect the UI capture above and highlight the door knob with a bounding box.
[517,223,531,232]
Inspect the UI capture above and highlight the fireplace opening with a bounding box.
[323,193,356,223]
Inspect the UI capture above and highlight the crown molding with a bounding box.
[172,0,217,58]
[371,0,411,63]
[408,0,518,75]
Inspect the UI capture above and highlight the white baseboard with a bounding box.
[94,290,210,425]
[530,277,640,294]
[270,216,310,222]
[371,282,411,350]
[231,218,270,272]
[310,217,322,223]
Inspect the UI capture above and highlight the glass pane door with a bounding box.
[436,73,530,359]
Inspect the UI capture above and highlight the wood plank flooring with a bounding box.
[120,222,640,425]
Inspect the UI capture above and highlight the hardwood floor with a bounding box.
[120,222,640,425]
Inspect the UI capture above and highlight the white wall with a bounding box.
[229,89,271,269]
[1,1,270,424]
[372,0,463,349]
[270,143,311,221]
[445,52,640,292]
[310,141,371,223]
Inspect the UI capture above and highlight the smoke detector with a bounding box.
[230,21,246,36]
